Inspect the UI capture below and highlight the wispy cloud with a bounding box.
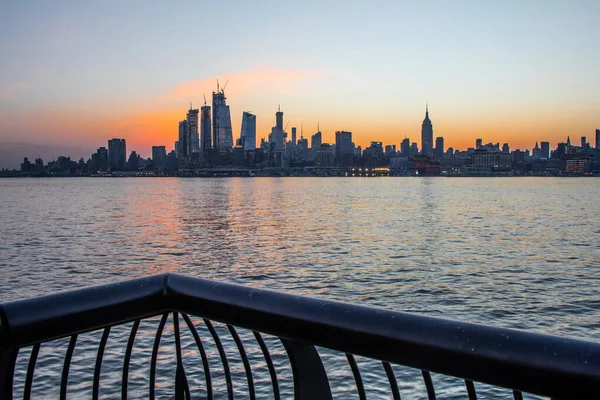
[0,81,33,102]
[157,67,323,105]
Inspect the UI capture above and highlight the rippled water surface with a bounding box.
[1,177,599,399]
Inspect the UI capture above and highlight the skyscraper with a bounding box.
[476,138,483,150]
[435,137,444,160]
[212,87,233,152]
[200,104,211,150]
[178,120,189,158]
[240,111,256,151]
[269,107,285,152]
[581,137,587,148]
[187,106,199,153]
[311,131,322,150]
[335,131,354,166]
[276,105,283,130]
[92,147,108,171]
[108,138,126,170]
[291,127,297,144]
[152,146,167,169]
[298,137,308,152]
[596,129,599,150]
[541,142,550,159]
[401,138,410,157]
[410,142,419,158]
[421,104,434,157]
[532,142,541,159]
[502,143,510,153]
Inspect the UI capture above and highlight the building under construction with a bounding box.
[212,82,233,152]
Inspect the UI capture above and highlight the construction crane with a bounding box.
[222,79,229,92]
[203,94,207,106]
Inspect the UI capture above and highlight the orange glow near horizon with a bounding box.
[1,67,597,158]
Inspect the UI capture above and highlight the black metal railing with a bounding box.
[1,273,599,399]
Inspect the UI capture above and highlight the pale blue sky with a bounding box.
[0,0,599,166]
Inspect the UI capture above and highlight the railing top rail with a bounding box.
[1,273,599,398]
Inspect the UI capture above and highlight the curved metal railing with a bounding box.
[1,273,599,399]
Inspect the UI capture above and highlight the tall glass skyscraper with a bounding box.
[200,105,211,150]
[186,107,199,153]
[178,120,189,158]
[212,89,233,151]
[421,104,434,157]
[240,112,256,151]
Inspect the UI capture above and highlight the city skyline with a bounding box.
[3,96,600,172]
[1,1,599,168]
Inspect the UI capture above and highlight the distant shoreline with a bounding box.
[1,174,599,179]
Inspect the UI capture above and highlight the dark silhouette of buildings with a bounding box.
[335,131,354,167]
[92,147,108,171]
[435,137,445,160]
[240,112,256,151]
[311,130,322,150]
[541,142,550,159]
[200,103,211,151]
[212,85,233,152]
[152,146,167,170]
[421,104,434,157]
[108,138,126,170]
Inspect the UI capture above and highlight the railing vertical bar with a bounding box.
[23,343,40,400]
[382,361,401,400]
[203,319,233,400]
[252,331,280,400]
[92,326,111,400]
[513,390,524,400]
[227,325,255,400]
[149,313,169,400]
[346,353,366,400]
[121,319,140,400]
[182,314,212,399]
[465,379,477,400]
[0,348,18,400]
[59,334,77,400]
[280,338,332,399]
[173,312,190,400]
[421,370,436,400]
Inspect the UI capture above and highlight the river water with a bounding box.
[1,177,599,399]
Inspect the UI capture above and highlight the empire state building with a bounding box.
[421,104,434,157]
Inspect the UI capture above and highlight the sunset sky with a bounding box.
[1,0,599,167]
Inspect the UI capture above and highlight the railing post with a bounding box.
[280,338,332,400]
[0,347,18,400]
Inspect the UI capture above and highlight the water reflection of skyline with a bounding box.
[1,177,599,340]
[2,177,600,399]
